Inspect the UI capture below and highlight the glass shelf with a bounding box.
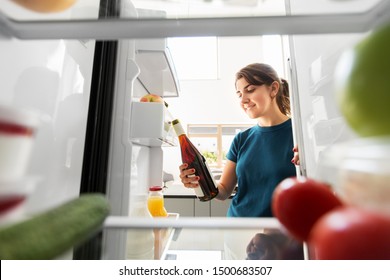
[103,216,306,260]
[0,0,389,40]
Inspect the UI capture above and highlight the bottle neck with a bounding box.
[172,119,186,137]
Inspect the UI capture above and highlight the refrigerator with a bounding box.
[0,0,389,260]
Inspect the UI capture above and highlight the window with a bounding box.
[187,124,252,169]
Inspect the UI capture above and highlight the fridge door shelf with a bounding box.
[130,102,177,147]
[135,38,180,98]
[308,46,345,96]
[315,137,390,216]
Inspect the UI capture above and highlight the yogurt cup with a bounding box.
[0,177,37,226]
[0,105,39,181]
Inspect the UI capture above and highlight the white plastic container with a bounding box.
[0,105,39,181]
[0,178,37,226]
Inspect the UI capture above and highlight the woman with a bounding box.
[179,63,299,217]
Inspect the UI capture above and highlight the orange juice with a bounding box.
[147,196,168,217]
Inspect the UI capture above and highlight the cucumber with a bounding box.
[0,193,110,259]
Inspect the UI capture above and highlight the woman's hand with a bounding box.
[179,163,199,188]
[291,146,300,165]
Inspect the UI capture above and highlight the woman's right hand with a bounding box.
[179,163,199,188]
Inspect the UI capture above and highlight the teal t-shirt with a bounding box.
[226,119,296,217]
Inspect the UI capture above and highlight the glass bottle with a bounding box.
[147,186,168,217]
[172,119,219,201]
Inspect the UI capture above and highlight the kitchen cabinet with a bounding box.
[194,199,210,217]
[210,199,231,217]
[165,197,231,217]
[165,197,194,217]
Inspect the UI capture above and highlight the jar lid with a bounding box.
[149,186,163,191]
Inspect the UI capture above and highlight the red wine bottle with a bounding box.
[172,119,218,201]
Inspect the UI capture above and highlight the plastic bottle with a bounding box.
[126,194,155,260]
[172,119,219,201]
[147,186,168,217]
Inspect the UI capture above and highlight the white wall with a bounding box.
[167,36,264,125]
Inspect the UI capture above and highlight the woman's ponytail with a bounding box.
[277,78,291,116]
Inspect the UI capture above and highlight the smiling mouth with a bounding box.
[244,104,255,112]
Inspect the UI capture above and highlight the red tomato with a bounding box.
[308,207,390,260]
[272,177,343,242]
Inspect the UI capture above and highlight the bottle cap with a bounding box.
[149,186,163,191]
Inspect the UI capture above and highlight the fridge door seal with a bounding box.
[74,0,120,260]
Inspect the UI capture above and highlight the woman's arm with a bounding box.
[216,160,238,200]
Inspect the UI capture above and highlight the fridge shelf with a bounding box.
[103,216,280,230]
[0,0,389,40]
[129,102,177,147]
[103,216,286,260]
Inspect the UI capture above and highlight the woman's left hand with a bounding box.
[291,145,300,165]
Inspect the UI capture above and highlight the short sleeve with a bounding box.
[226,133,240,163]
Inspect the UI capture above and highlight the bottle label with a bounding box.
[193,186,205,197]
[172,120,185,136]
[188,174,205,197]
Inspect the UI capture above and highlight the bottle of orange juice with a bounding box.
[147,186,168,217]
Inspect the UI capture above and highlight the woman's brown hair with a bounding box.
[235,63,291,116]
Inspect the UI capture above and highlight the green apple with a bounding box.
[140,93,164,103]
[335,23,390,137]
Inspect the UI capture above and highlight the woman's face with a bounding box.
[235,77,277,119]
[246,233,279,260]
